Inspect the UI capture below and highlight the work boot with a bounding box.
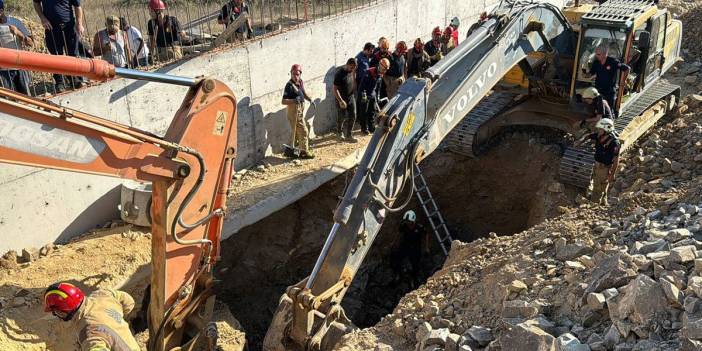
[344,136,358,143]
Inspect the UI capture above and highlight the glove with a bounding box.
[339,100,348,110]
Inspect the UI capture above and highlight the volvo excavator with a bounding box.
[263,0,682,349]
[0,48,237,351]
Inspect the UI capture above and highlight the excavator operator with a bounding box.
[44,282,140,351]
[585,44,630,116]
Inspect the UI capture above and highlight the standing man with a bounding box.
[92,16,128,68]
[384,41,406,98]
[370,37,392,68]
[406,38,430,78]
[281,64,314,159]
[581,118,620,206]
[358,58,388,134]
[449,17,460,47]
[333,58,358,143]
[586,44,629,116]
[0,0,33,95]
[425,27,444,66]
[355,42,374,93]
[33,0,85,92]
[147,0,188,62]
[44,282,140,351]
[217,0,252,41]
[120,17,149,68]
[441,26,455,56]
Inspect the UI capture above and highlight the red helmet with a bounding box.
[44,282,85,319]
[290,64,302,73]
[395,41,408,55]
[149,0,166,11]
[432,26,442,36]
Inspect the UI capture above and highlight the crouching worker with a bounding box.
[579,87,614,132]
[282,64,314,159]
[580,118,620,206]
[44,282,140,351]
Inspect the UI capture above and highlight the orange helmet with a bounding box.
[395,41,408,55]
[379,58,391,71]
[149,0,166,11]
[44,282,85,321]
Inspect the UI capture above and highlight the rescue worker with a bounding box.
[370,37,392,68]
[585,44,629,116]
[383,41,406,98]
[147,0,188,62]
[333,58,358,142]
[282,64,314,158]
[398,210,428,288]
[441,26,455,56]
[406,38,430,78]
[449,16,460,47]
[358,58,388,134]
[424,27,444,66]
[580,87,614,131]
[580,118,620,206]
[355,42,374,99]
[44,282,140,351]
[217,0,252,41]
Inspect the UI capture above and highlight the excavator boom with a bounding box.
[264,2,574,350]
[0,48,238,351]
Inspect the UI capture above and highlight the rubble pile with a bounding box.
[334,98,702,351]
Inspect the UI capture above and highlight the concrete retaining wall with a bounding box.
[0,0,564,252]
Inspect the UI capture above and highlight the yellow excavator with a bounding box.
[263,0,682,349]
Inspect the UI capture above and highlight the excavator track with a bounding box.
[559,80,680,188]
[445,91,519,157]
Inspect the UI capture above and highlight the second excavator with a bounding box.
[264,0,681,349]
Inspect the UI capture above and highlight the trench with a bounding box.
[215,129,578,349]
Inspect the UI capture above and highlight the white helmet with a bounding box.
[451,17,460,27]
[403,210,416,222]
[581,87,599,99]
[595,118,615,133]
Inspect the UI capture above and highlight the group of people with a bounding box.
[0,0,252,94]
[281,18,463,159]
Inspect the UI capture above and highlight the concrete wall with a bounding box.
[0,0,561,252]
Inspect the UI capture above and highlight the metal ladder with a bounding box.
[413,163,453,255]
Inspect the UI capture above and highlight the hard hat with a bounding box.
[379,37,390,50]
[379,58,390,71]
[403,210,416,222]
[581,87,599,99]
[395,41,408,55]
[432,26,442,36]
[444,26,454,36]
[149,0,166,11]
[451,17,460,27]
[44,282,85,320]
[595,118,615,133]
[290,64,302,73]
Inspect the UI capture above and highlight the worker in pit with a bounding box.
[425,27,444,66]
[281,64,315,159]
[578,118,620,206]
[583,44,630,117]
[44,282,140,351]
[398,210,428,288]
[579,87,614,132]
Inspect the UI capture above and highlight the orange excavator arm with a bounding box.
[0,48,237,351]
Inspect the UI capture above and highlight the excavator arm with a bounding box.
[264,1,574,350]
[0,49,238,351]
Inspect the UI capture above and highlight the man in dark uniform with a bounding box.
[217,0,252,40]
[358,58,388,134]
[398,210,427,287]
[586,44,629,116]
[579,118,620,206]
[425,27,444,66]
[333,58,357,142]
[580,87,614,131]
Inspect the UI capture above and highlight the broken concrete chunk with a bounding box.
[689,276,702,298]
[556,241,592,261]
[586,253,637,293]
[421,328,450,348]
[670,245,697,263]
[682,312,702,339]
[465,326,493,347]
[633,239,667,254]
[445,333,461,351]
[659,278,683,307]
[666,228,692,242]
[502,300,540,319]
[613,275,667,325]
[587,293,606,310]
[508,280,527,293]
[556,333,590,351]
[498,322,556,351]
[416,322,433,343]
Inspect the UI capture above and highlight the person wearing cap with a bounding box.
[218,0,252,41]
[579,86,614,132]
[358,58,388,134]
[92,16,128,68]
[406,38,430,78]
[0,0,33,95]
[441,26,455,56]
[449,16,460,47]
[424,27,444,66]
[147,0,188,62]
[32,0,85,92]
[43,282,140,351]
[578,118,620,206]
[383,41,406,98]
[282,64,314,159]
[333,58,358,142]
[120,17,149,68]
